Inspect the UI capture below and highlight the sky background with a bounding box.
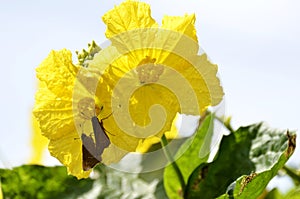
[0,0,299,193]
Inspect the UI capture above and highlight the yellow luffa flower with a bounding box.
[34,50,91,178]
[33,0,224,179]
[34,49,130,179]
[87,0,224,150]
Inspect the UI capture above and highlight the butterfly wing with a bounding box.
[81,133,100,171]
[81,116,111,171]
[91,116,111,156]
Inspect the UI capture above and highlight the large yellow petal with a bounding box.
[152,15,199,66]
[156,52,223,114]
[103,0,158,38]
[34,50,78,139]
[129,85,179,132]
[33,50,97,178]
[161,14,198,42]
[193,54,224,107]
[33,84,75,139]
[109,82,179,142]
[48,132,91,179]
[136,112,180,153]
[36,49,78,97]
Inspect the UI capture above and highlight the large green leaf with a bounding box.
[0,165,94,199]
[232,186,300,199]
[164,114,215,199]
[185,123,296,199]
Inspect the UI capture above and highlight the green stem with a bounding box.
[282,166,300,185]
[161,134,186,194]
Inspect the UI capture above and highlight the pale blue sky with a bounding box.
[0,0,299,192]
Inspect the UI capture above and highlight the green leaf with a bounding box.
[0,165,94,199]
[186,123,296,199]
[164,114,215,199]
[154,180,168,199]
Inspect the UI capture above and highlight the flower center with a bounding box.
[136,56,164,84]
[77,97,102,119]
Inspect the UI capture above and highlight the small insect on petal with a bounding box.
[82,116,111,171]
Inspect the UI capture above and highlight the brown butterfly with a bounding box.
[81,116,111,171]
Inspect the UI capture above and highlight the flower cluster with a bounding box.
[33,0,223,178]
